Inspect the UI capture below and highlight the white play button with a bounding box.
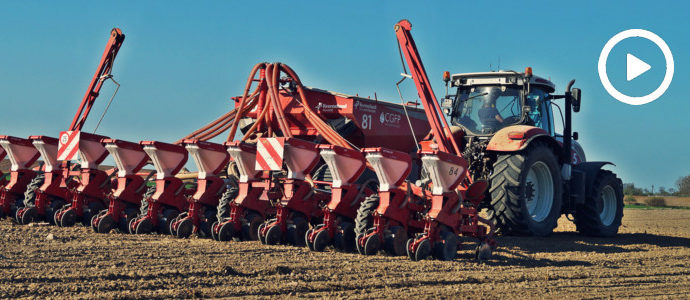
[627,53,651,81]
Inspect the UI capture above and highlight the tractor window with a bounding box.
[452,86,522,134]
[525,88,552,134]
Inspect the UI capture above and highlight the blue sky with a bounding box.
[1,1,688,190]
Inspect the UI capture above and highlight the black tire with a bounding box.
[333,221,355,252]
[60,209,77,227]
[135,218,153,234]
[412,239,431,261]
[46,199,65,225]
[82,201,105,226]
[487,142,563,236]
[160,209,179,234]
[138,184,155,217]
[216,182,238,221]
[432,230,458,261]
[175,218,194,238]
[312,164,333,191]
[81,201,107,226]
[354,194,379,237]
[199,207,217,238]
[217,222,235,242]
[22,173,44,208]
[121,207,139,233]
[241,211,263,241]
[96,213,115,234]
[383,226,408,256]
[574,170,623,237]
[19,207,37,225]
[312,229,330,252]
[286,214,308,247]
[264,224,282,245]
[363,233,380,255]
[305,229,315,251]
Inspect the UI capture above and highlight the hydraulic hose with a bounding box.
[228,62,266,141]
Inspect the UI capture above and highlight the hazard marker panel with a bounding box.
[57,131,80,161]
[256,138,284,171]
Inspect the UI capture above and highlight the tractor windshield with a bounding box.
[451,86,522,134]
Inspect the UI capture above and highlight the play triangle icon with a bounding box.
[627,53,651,81]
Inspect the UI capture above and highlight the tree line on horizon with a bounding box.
[624,174,690,197]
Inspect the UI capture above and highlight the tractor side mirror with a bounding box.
[573,131,579,140]
[441,97,453,115]
[571,88,581,112]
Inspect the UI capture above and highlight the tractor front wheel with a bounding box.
[574,170,623,237]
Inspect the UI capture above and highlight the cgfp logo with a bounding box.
[379,111,401,126]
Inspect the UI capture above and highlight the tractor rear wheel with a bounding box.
[216,177,238,221]
[354,194,379,237]
[487,142,562,236]
[21,173,44,208]
[574,170,623,237]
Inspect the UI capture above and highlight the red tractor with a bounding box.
[441,69,624,237]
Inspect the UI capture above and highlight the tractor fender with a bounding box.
[572,161,615,200]
[485,125,559,152]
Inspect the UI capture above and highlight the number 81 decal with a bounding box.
[361,114,372,130]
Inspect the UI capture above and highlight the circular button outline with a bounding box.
[598,29,674,105]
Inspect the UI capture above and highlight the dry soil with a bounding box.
[1,208,689,299]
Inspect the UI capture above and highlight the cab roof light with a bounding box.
[443,71,450,82]
[525,67,533,77]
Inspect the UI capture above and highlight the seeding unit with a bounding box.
[0,136,39,220]
[91,138,149,233]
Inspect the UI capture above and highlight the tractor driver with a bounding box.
[477,87,504,130]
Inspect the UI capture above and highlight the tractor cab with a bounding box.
[443,69,556,136]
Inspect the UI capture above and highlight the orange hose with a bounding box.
[228,62,266,141]
[241,88,273,141]
[280,64,351,148]
[272,63,292,137]
[181,62,362,154]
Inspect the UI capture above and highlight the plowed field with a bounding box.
[1,208,689,299]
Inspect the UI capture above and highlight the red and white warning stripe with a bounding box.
[57,130,80,161]
[256,138,284,171]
